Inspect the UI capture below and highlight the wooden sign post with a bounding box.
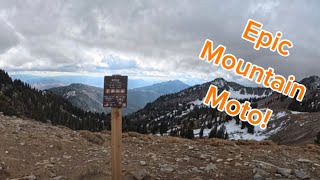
[111,107,122,179]
[103,75,128,180]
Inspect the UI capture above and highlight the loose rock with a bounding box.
[294,169,310,179]
[131,169,149,180]
[277,167,292,177]
[297,158,313,163]
[140,161,147,166]
[205,163,217,171]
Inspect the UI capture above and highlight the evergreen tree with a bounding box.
[217,125,226,139]
[199,126,204,139]
[207,121,213,129]
[224,132,229,139]
[247,124,255,134]
[208,124,218,138]
[159,122,168,136]
[315,131,320,144]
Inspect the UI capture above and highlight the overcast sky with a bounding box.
[0,0,319,86]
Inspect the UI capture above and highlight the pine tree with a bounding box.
[224,132,229,139]
[207,121,213,129]
[217,125,226,139]
[208,124,217,138]
[159,122,168,136]
[315,131,320,144]
[185,127,194,139]
[247,124,255,134]
[199,126,205,139]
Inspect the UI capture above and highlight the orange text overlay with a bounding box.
[203,85,272,129]
[242,19,293,57]
[199,39,306,102]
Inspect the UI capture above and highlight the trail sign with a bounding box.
[103,75,127,180]
[103,75,128,108]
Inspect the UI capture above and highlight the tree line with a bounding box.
[0,69,110,132]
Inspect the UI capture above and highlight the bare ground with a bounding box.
[0,114,320,180]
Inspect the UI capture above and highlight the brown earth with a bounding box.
[268,111,320,145]
[0,113,320,180]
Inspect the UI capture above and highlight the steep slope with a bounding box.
[48,80,189,115]
[1,114,320,180]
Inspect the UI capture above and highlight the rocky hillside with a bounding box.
[0,113,320,180]
[48,80,189,115]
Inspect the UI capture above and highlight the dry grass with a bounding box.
[305,144,320,153]
[234,140,276,146]
[101,130,111,135]
[138,135,155,141]
[202,138,235,146]
[159,136,196,144]
[79,130,105,145]
[235,140,257,146]
[127,132,142,138]
[258,140,276,146]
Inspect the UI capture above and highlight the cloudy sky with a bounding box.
[0,0,319,86]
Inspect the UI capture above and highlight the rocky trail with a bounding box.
[0,113,320,180]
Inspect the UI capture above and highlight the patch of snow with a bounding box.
[189,99,203,106]
[193,127,214,137]
[290,111,304,115]
[224,120,267,141]
[274,111,287,119]
[229,90,267,99]
[64,91,76,98]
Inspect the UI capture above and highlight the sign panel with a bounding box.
[103,75,128,108]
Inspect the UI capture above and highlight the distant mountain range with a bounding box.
[47,80,190,115]
[10,74,161,90]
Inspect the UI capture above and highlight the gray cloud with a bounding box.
[0,0,319,84]
[0,18,19,53]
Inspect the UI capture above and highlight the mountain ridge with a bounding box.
[47,80,190,115]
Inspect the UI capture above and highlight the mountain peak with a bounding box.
[211,77,228,88]
[69,83,86,87]
[213,77,227,81]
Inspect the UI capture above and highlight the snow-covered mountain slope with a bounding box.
[193,110,305,141]
[123,78,273,137]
